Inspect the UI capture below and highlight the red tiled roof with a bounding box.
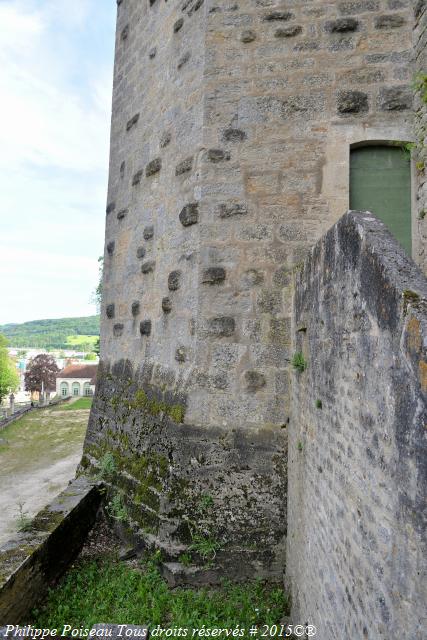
[57,364,98,380]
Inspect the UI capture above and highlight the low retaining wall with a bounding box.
[0,398,72,432]
[0,477,102,624]
[287,211,427,639]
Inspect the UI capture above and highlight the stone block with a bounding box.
[205,316,235,337]
[126,113,139,131]
[106,304,115,319]
[375,14,406,28]
[141,261,156,274]
[244,370,266,392]
[176,157,193,175]
[143,225,154,240]
[139,320,152,336]
[275,26,303,38]
[378,85,412,110]
[113,324,124,337]
[146,158,162,177]
[179,203,199,227]
[201,267,226,285]
[168,270,182,291]
[325,18,359,32]
[162,297,172,313]
[337,90,369,113]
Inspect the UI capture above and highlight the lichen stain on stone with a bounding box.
[406,316,422,353]
[418,359,427,392]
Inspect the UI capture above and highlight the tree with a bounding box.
[0,334,19,403]
[24,354,59,395]
[91,256,103,313]
[94,337,100,356]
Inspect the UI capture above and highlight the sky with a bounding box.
[0,0,116,324]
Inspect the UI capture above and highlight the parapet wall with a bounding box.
[287,210,427,639]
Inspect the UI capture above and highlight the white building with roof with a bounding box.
[56,364,97,398]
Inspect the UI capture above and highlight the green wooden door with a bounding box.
[350,145,412,256]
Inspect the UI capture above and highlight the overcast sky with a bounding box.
[0,0,116,324]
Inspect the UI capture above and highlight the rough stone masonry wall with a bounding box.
[287,211,427,639]
[414,0,427,268]
[84,0,417,576]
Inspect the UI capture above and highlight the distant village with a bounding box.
[4,347,99,408]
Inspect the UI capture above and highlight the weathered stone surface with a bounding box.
[177,52,190,69]
[168,270,182,291]
[244,370,266,392]
[161,297,172,313]
[143,225,154,240]
[145,158,162,177]
[131,301,140,317]
[107,241,115,256]
[375,13,406,28]
[106,202,116,215]
[136,246,146,259]
[288,211,427,639]
[117,208,128,220]
[205,316,235,337]
[175,347,187,363]
[325,17,359,32]
[106,304,115,319]
[0,478,101,623]
[126,113,139,131]
[217,203,248,218]
[139,320,152,336]
[378,85,412,110]
[275,25,302,38]
[337,90,369,113]
[174,18,184,33]
[222,128,247,142]
[263,11,293,22]
[201,267,226,284]
[175,157,193,176]
[141,261,155,274]
[240,30,256,43]
[179,203,199,227]
[113,324,124,337]
[121,24,129,40]
[207,149,231,163]
[132,170,143,186]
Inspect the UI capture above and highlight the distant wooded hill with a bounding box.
[0,316,100,350]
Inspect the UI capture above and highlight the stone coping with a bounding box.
[0,477,102,625]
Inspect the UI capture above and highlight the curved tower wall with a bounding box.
[84,0,416,577]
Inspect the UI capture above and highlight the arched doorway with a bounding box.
[60,382,69,397]
[72,382,81,396]
[350,145,412,256]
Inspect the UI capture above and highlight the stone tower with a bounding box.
[83,0,421,578]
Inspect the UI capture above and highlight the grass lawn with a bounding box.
[59,397,93,410]
[0,405,89,544]
[66,335,98,347]
[31,556,289,632]
[0,407,88,475]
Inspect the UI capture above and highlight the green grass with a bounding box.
[0,407,88,476]
[59,397,93,411]
[31,557,289,631]
[66,335,99,347]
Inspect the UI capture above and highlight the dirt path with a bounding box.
[0,405,89,545]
